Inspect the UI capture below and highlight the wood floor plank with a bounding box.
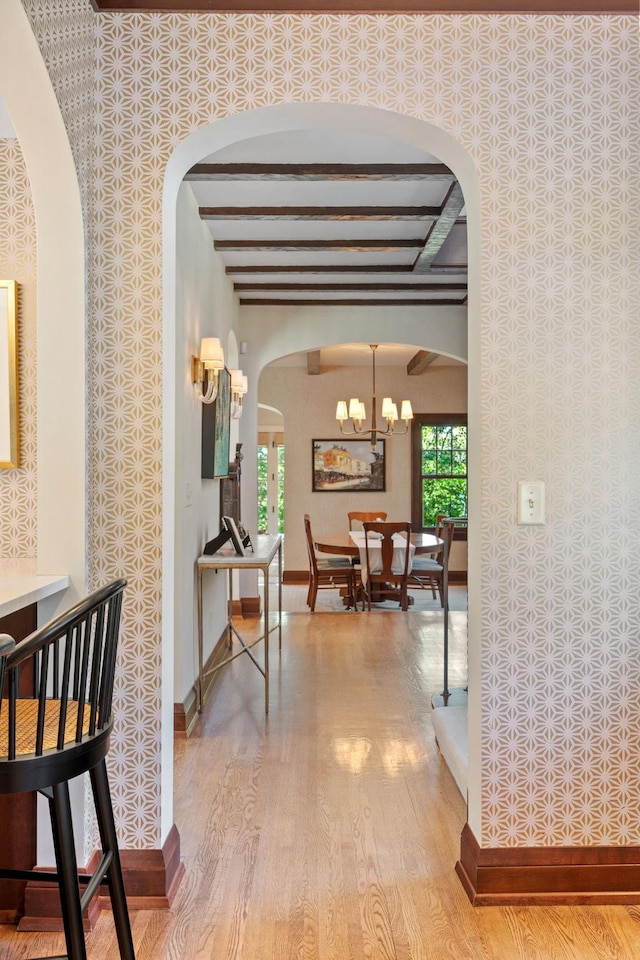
[2,593,640,958]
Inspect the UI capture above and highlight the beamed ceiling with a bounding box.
[185,131,468,309]
[90,2,635,13]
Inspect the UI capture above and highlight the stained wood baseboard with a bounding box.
[457,823,640,905]
[18,824,184,931]
[240,595,261,617]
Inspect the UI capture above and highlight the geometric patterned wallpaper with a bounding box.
[0,139,37,559]
[22,4,640,850]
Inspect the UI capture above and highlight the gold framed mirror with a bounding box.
[0,280,19,468]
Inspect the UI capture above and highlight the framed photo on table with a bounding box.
[222,515,246,556]
[312,439,385,492]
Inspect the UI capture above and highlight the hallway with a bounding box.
[2,608,640,958]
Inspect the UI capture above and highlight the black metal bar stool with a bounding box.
[0,579,135,960]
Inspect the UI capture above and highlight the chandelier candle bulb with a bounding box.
[381,397,395,419]
[335,344,413,449]
[348,398,362,420]
[400,400,414,422]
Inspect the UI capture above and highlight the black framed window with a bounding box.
[411,414,468,532]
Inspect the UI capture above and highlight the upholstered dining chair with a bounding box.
[347,511,387,531]
[304,514,358,611]
[360,520,413,611]
[408,515,452,607]
[0,580,136,960]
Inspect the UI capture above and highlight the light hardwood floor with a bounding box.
[3,602,640,958]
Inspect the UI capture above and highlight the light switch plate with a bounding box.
[517,481,545,524]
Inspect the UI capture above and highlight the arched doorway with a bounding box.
[163,101,481,837]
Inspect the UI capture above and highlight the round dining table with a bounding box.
[314,532,443,557]
[313,532,443,608]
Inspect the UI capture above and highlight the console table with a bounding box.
[195,534,283,716]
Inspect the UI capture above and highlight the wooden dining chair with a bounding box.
[347,511,387,531]
[361,521,413,611]
[304,515,358,611]
[0,580,135,960]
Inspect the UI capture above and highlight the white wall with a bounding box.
[259,361,467,572]
[174,181,240,705]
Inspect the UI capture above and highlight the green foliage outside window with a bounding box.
[257,445,268,534]
[277,444,285,533]
[257,442,285,534]
[420,424,467,526]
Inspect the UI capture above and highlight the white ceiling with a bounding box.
[184,128,468,310]
[185,129,468,368]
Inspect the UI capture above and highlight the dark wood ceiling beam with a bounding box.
[201,206,439,221]
[234,282,467,292]
[407,350,439,375]
[226,264,468,275]
[413,184,465,273]
[307,351,321,375]
[239,298,465,306]
[214,239,424,251]
[412,182,465,274]
[91,2,638,13]
[226,264,415,274]
[186,163,453,180]
[422,263,467,273]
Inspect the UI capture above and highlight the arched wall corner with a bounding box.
[242,305,468,373]
[0,0,88,868]
[0,0,86,604]
[162,102,482,841]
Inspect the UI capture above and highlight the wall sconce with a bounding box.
[229,368,248,419]
[192,337,224,404]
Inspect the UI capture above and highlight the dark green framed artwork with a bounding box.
[201,367,231,479]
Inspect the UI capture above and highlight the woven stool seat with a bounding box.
[0,699,91,760]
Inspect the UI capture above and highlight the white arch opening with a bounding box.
[163,101,482,841]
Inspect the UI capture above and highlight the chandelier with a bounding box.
[335,344,413,450]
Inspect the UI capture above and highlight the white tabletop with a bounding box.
[197,533,283,569]
[0,565,70,620]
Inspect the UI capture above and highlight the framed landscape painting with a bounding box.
[312,439,385,492]
[0,280,18,469]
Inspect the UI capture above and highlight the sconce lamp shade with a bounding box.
[200,337,224,369]
[229,368,249,419]
[400,400,414,421]
[193,337,224,404]
[229,368,244,390]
